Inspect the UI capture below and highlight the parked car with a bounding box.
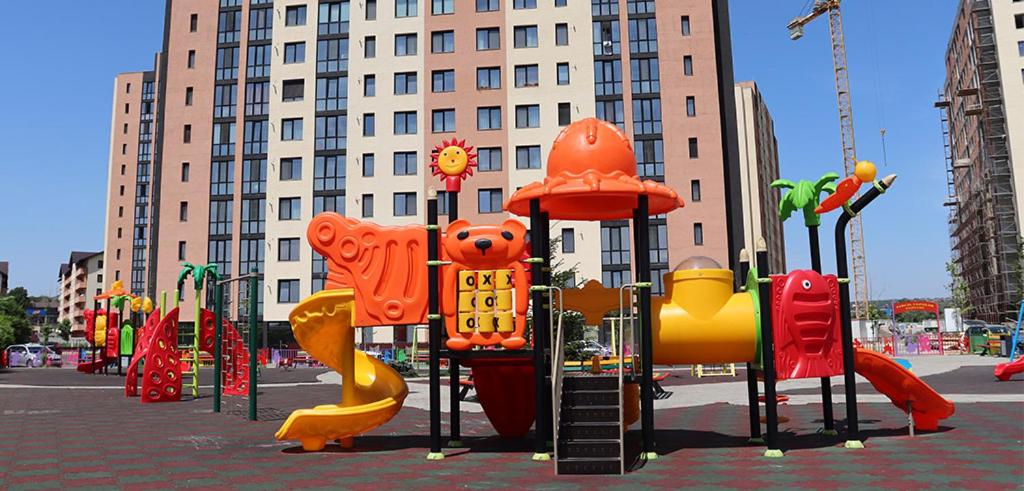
[4,344,61,367]
[565,340,612,361]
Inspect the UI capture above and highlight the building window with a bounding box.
[477,27,500,50]
[187,50,196,69]
[316,76,347,111]
[516,145,541,169]
[477,106,502,130]
[514,25,539,48]
[317,38,349,72]
[683,55,693,76]
[688,137,699,158]
[217,10,241,43]
[396,0,418,17]
[181,162,190,182]
[630,58,660,94]
[432,30,455,53]
[557,62,570,85]
[436,191,450,215]
[636,139,664,179]
[394,72,417,95]
[242,159,266,194]
[190,13,198,32]
[362,153,374,176]
[315,115,346,151]
[595,60,623,96]
[282,118,303,141]
[555,23,569,46]
[242,120,268,155]
[245,81,270,116]
[279,197,301,220]
[209,201,233,235]
[627,0,655,14]
[286,5,307,26]
[249,7,272,40]
[213,122,236,156]
[314,155,345,191]
[247,45,271,78]
[478,147,501,171]
[514,0,537,8]
[477,67,501,89]
[361,194,374,217]
[394,111,417,135]
[393,151,418,175]
[515,64,539,87]
[629,18,658,54]
[211,161,234,196]
[211,83,235,115]
[364,36,376,58]
[681,15,691,36]
[240,238,265,275]
[432,69,455,92]
[179,201,188,222]
[515,104,540,128]
[281,157,302,181]
[314,195,345,215]
[216,47,239,80]
[366,0,377,19]
[691,179,701,202]
[593,20,620,56]
[178,241,187,261]
[686,96,696,117]
[632,98,662,134]
[395,33,417,56]
[558,102,571,126]
[282,79,304,102]
[562,228,575,253]
[693,223,704,246]
[432,0,454,14]
[432,109,456,133]
[649,222,668,264]
[363,113,375,136]
[596,100,624,128]
[185,87,194,106]
[478,188,502,213]
[284,42,306,64]
[592,0,618,15]
[279,238,300,262]
[278,279,300,303]
[364,74,376,96]
[601,223,631,288]
[477,0,498,12]
[394,192,417,216]
[555,0,566,6]
[318,1,350,35]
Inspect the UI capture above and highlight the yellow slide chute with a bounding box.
[275,289,409,451]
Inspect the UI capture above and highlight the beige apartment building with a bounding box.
[57,251,105,338]
[735,80,784,274]
[105,0,751,344]
[938,0,1024,322]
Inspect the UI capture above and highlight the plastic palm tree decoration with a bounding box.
[770,172,840,227]
[177,262,219,398]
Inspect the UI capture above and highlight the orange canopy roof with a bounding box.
[505,118,684,220]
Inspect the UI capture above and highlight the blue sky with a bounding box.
[0,1,956,299]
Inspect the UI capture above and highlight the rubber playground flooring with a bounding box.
[0,368,1021,490]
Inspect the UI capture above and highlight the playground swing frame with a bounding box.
[212,271,260,421]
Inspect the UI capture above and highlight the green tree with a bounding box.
[946,261,972,317]
[5,287,30,310]
[41,323,56,344]
[770,173,840,227]
[58,319,72,341]
[0,296,32,347]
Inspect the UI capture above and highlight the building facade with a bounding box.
[0,261,8,295]
[104,0,745,343]
[939,0,1024,322]
[734,81,784,273]
[57,251,105,338]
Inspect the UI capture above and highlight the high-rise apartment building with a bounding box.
[735,81,784,274]
[104,0,745,342]
[938,0,1024,322]
[57,251,104,338]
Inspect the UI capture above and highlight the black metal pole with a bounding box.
[756,246,782,457]
[447,191,461,447]
[739,251,762,443]
[426,198,444,459]
[835,174,895,448]
[117,304,124,376]
[808,225,836,435]
[529,199,549,460]
[104,298,111,375]
[540,211,553,444]
[248,270,258,421]
[634,196,656,459]
[213,282,223,413]
[92,300,100,375]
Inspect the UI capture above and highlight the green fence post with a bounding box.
[214,282,223,413]
[248,270,258,421]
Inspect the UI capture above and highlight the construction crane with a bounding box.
[787,0,871,321]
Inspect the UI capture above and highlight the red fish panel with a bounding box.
[770,271,844,381]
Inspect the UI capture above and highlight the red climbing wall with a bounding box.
[140,308,183,403]
[126,309,162,397]
[198,309,251,396]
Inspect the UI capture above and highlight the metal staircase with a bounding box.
[552,284,636,475]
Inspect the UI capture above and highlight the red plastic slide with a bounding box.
[854,348,955,431]
[994,357,1024,381]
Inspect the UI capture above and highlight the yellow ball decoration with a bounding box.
[130,297,143,313]
[95,316,108,346]
[142,297,154,314]
[854,160,877,183]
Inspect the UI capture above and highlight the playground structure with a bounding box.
[77,271,258,418]
[273,118,955,473]
[994,302,1024,381]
